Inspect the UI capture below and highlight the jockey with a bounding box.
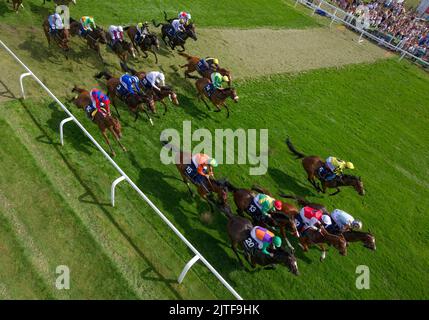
[253,194,282,218]
[108,25,124,46]
[119,74,141,97]
[136,22,150,43]
[191,153,218,182]
[250,226,282,257]
[140,71,165,94]
[325,156,354,176]
[211,72,229,90]
[198,57,219,73]
[48,12,64,35]
[171,18,186,35]
[80,16,96,35]
[331,209,362,232]
[299,206,324,230]
[178,11,191,25]
[89,88,110,116]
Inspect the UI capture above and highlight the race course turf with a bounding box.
[1,0,429,300]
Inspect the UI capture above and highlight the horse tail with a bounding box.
[152,19,162,28]
[251,185,272,196]
[286,137,306,159]
[120,61,138,75]
[160,140,180,153]
[178,52,192,60]
[279,194,309,207]
[94,71,113,80]
[71,85,86,94]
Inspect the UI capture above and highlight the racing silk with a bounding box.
[326,156,347,174]
[211,72,223,89]
[120,74,141,95]
[81,16,96,31]
[90,89,110,115]
[331,209,354,231]
[144,71,165,91]
[253,194,275,216]
[108,26,123,42]
[206,57,218,69]
[250,226,274,255]
[192,153,212,177]
[137,23,149,37]
[172,19,185,33]
[49,13,64,30]
[299,206,323,229]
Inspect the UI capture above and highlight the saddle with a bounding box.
[85,105,108,120]
[204,83,215,97]
[242,234,258,257]
[116,83,129,99]
[246,199,265,223]
[196,59,209,73]
[317,166,337,182]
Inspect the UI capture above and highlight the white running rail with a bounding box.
[0,39,243,300]
[294,0,429,67]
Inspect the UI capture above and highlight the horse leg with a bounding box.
[223,104,230,118]
[281,227,295,252]
[179,44,185,52]
[161,100,168,116]
[149,49,158,64]
[319,244,327,262]
[299,237,309,252]
[236,208,245,217]
[109,126,127,152]
[111,96,121,119]
[101,129,115,157]
[231,242,246,268]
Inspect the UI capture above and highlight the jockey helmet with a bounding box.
[321,215,332,226]
[213,58,219,65]
[346,162,355,169]
[222,76,229,83]
[137,22,143,29]
[273,236,282,248]
[274,200,282,211]
[118,26,123,33]
[351,220,363,230]
[208,158,218,167]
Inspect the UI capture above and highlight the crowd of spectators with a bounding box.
[330,0,429,62]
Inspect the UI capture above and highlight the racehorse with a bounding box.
[217,181,299,251]
[69,18,107,61]
[124,26,160,63]
[94,71,156,124]
[224,206,299,275]
[178,52,233,86]
[120,62,179,115]
[195,78,238,118]
[279,194,348,261]
[69,86,126,157]
[285,137,365,196]
[42,17,70,56]
[160,141,229,212]
[152,11,197,51]
[106,33,136,62]
[7,0,23,12]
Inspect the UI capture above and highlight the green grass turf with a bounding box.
[0,0,319,29]
[0,58,428,299]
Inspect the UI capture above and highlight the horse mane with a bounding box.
[341,174,361,182]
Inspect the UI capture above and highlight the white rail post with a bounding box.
[111,176,126,207]
[19,72,32,99]
[330,8,337,28]
[294,0,299,7]
[178,255,200,284]
[312,0,321,16]
[59,117,74,146]
[358,31,364,44]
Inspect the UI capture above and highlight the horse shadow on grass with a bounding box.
[19,99,183,299]
[0,80,16,100]
[268,167,317,198]
[126,151,249,284]
[45,101,96,155]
